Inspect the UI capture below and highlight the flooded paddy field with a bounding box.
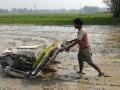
[0,25,120,90]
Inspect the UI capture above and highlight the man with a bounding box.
[65,18,104,76]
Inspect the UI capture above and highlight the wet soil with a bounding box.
[0,25,120,90]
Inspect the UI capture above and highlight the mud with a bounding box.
[0,25,120,90]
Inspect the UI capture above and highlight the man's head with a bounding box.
[73,18,83,29]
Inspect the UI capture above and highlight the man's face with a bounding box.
[74,23,81,29]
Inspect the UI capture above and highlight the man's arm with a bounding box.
[66,38,79,49]
[67,38,77,43]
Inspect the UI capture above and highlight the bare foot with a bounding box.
[98,73,111,77]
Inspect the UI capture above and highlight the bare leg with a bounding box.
[88,62,103,75]
[79,62,83,73]
[77,51,85,74]
[78,61,85,74]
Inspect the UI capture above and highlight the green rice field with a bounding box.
[0,12,120,25]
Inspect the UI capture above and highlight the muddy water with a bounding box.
[0,25,120,90]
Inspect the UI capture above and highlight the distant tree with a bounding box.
[0,9,9,13]
[83,6,99,13]
[103,0,120,17]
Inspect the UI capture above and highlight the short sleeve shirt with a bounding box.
[77,28,89,49]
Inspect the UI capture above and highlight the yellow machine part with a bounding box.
[33,42,59,68]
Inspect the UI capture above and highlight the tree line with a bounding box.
[104,0,120,17]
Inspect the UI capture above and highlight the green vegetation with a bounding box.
[0,13,120,25]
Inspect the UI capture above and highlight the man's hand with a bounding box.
[66,38,77,44]
[59,46,70,52]
[65,41,71,45]
[64,47,70,52]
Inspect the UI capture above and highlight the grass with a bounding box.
[0,12,120,25]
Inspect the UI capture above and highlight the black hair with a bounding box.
[73,18,83,26]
